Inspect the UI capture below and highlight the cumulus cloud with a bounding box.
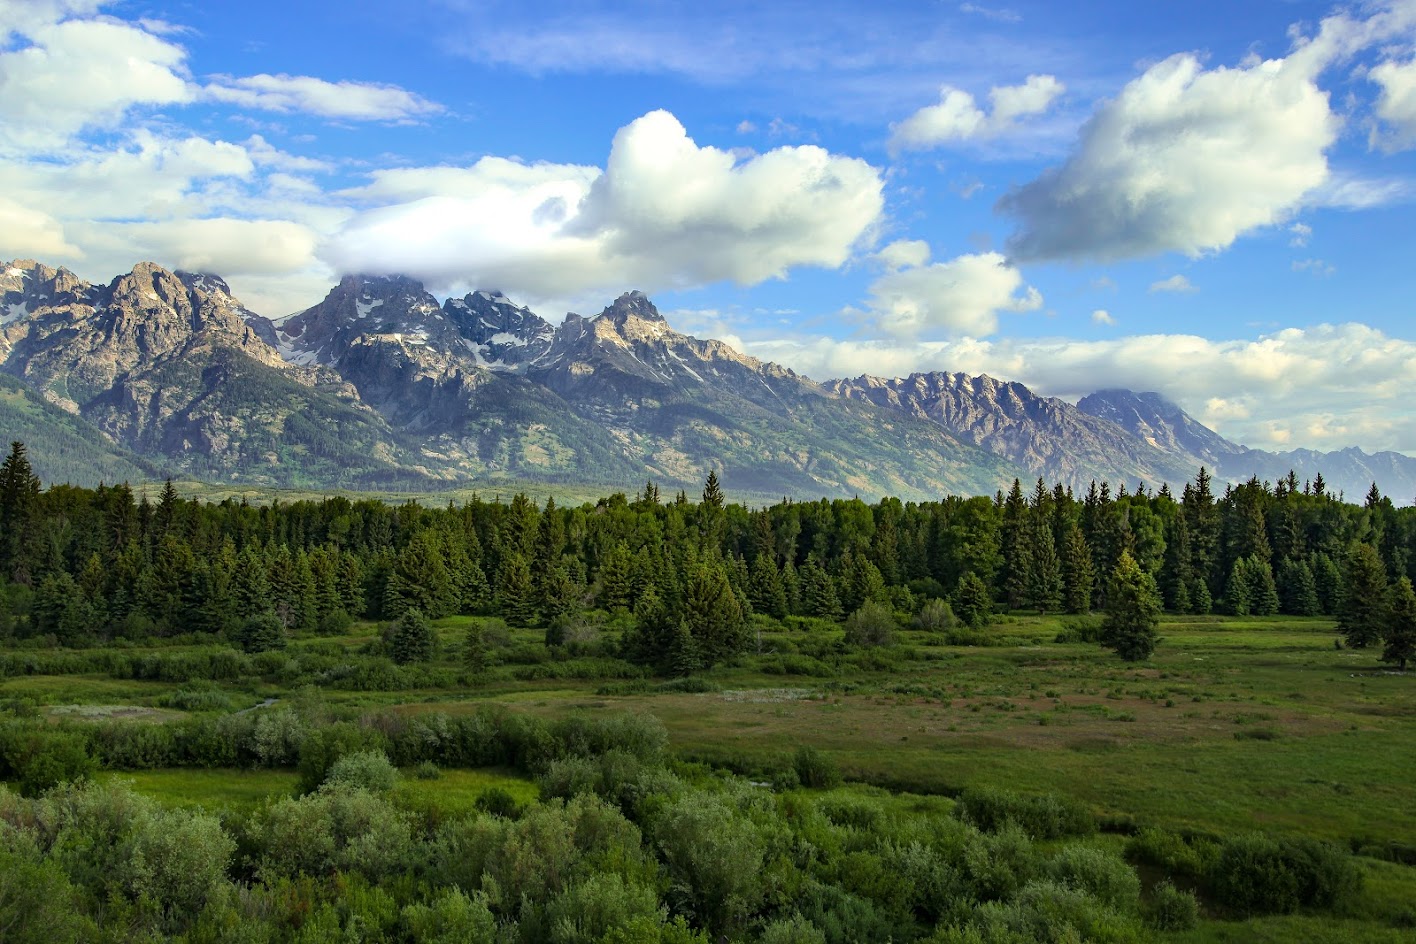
[735,323,1416,453]
[1288,222,1312,247]
[0,198,78,257]
[1091,309,1115,326]
[875,239,932,270]
[0,12,193,149]
[205,74,443,121]
[889,74,1063,152]
[1000,48,1339,262]
[862,251,1042,338]
[1149,275,1197,294]
[323,109,885,303]
[1370,56,1416,150]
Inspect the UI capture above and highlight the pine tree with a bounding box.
[0,441,40,582]
[1102,550,1161,662]
[463,623,491,677]
[953,572,994,628]
[800,557,843,620]
[1339,543,1389,648]
[497,552,537,627]
[701,469,724,509]
[1382,577,1416,671]
[1277,558,1319,616]
[390,608,435,664]
[386,532,455,619]
[1061,524,1094,615]
[679,562,746,666]
[670,620,703,677]
[1026,514,1063,614]
[1226,558,1253,616]
[1244,555,1280,616]
[746,552,787,619]
[1001,479,1029,609]
[597,542,636,611]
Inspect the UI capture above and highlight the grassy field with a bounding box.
[7,610,1415,940]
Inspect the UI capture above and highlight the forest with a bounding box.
[1,439,1415,943]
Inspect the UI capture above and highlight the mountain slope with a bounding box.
[1077,389,1416,500]
[827,372,1198,491]
[0,373,157,485]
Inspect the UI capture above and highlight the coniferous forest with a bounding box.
[2,439,1415,943]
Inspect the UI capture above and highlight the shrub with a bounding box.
[324,749,399,794]
[843,601,895,648]
[316,609,355,636]
[1145,880,1199,931]
[475,787,521,819]
[1047,844,1141,911]
[237,613,286,654]
[914,598,956,632]
[1207,833,1360,915]
[3,728,94,797]
[401,889,497,944]
[545,872,665,944]
[793,746,842,789]
[957,786,1095,839]
[758,913,828,944]
[413,760,442,780]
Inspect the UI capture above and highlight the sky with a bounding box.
[3,0,1416,456]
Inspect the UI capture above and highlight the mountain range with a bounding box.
[2,259,1411,503]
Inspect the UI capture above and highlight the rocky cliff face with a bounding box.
[827,372,1199,491]
[0,261,423,486]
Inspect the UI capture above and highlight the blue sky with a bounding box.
[3,0,1415,455]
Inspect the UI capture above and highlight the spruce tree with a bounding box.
[463,623,491,677]
[701,469,724,508]
[390,608,434,664]
[1061,524,1094,615]
[953,572,994,628]
[1277,557,1320,616]
[1102,550,1161,662]
[1339,542,1389,648]
[680,562,746,666]
[1383,577,1416,671]
[800,557,843,620]
[1026,514,1063,614]
[746,552,787,619]
[497,552,537,627]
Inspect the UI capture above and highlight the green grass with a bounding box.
[98,768,300,811]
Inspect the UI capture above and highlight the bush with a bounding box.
[1047,845,1141,911]
[914,598,956,632]
[317,609,355,636]
[413,760,442,780]
[3,727,95,797]
[957,786,1095,839]
[475,787,521,819]
[1207,833,1361,915]
[793,746,842,789]
[237,613,286,654]
[844,601,895,648]
[401,889,497,944]
[324,749,399,793]
[1145,880,1199,931]
[1055,615,1105,644]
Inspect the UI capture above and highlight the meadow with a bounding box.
[4,608,1414,942]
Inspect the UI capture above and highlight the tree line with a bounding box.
[1,442,1413,668]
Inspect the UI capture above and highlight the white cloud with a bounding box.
[0,198,78,257]
[889,74,1063,152]
[205,73,443,121]
[863,251,1042,338]
[1092,309,1115,326]
[1149,275,1197,294]
[323,109,885,303]
[1288,222,1312,247]
[1001,49,1333,261]
[735,323,1416,453]
[1370,56,1416,150]
[876,239,931,270]
[1292,258,1336,276]
[0,13,193,149]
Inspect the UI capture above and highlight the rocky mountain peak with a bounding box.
[598,290,666,325]
[445,289,556,367]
